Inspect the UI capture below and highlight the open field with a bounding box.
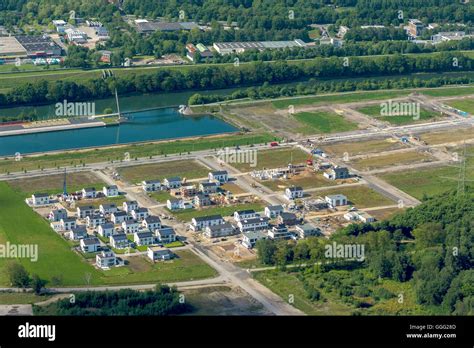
[7,172,105,197]
[182,285,271,315]
[349,150,435,171]
[171,202,264,221]
[0,292,52,305]
[0,133,276,174]
[229,147,308,172]
[322,138,405,157]
[356,104,441,125]
[118,160,209,183]
[421,86,474,97]
[294,111,359,134]
[365,207,403,221]
[445,98,474,114]
[313,185,395,208]
[261,170,336,191]
[419,128,474,145]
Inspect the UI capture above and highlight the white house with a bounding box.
[103,185,119,197]
[191,215,225,231]
[48,208,68,222]
[110,233,129,249]
[111,211,129,224]
[31,193,50,206]
[131,208,149,221]
[267,224,293,240]
[142,216,162,231]
[242,230,267,249]
[156,227,177,244]
[325,194,348,208]
[147,246,173,261]
[122,220,140,234]
[234,209,257,222]
[122,201,139,213]
[80,237,100,253]
[344,210,375,223]
[199,182,219,194]
[67,226,88,240]
[295,223,321,239]
[167,198,185,210]
[237,217,269,233]
[285,186,304,200]
[193,194,211,207]
[134,231,155,246]
[86,214,106,228]
[264,205,284,219]
[323,166,350,180]
[97,223,115,238]
[163,177,182,189]
[96,250,116,269]
[208,170,228,183]
[77,205,95,219]
[142,180,161,192]
[99,203,118,215]
[81,187,97,199]
[204,223,235,238]
[60,217,77,231]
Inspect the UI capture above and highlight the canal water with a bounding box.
[0,107,236,156]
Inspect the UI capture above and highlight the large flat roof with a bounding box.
[0,36,27,58]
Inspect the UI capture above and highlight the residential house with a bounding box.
[408,19,424,37]
[31,193,50,206]
[264,205,284,219]
[208,170,228,183]
[277,212,298,226]
[96,250,116,269]
[242,230,267,249]
[156,227,177,244]
[131,208,149,221]
[193,194,212,207]
[122,220,140,234]
[163,177,181,189]
[103,185,119,197]
[237,217,269,233]
[59,217,77,231]
[111,211,129,224]
[267,224,293,240]
[86,214,106,228]
[48,208,68,222]
[181,184,197,197]
[167,198,185,210]
[81,187,97,199]
[295,223,321,239]
[325,194,348,208]
[234,209,257,222]
[204,222,236,239]
[110,233,129,249]
[323,166,350,180]
[122,201,139,213]
[199,182,219,194]
[99,203,118,215]
[191,215,225,231]
[142,180,161,192]
[67,226,88,240]
[344,210,375,223]
[147,246,173,261]
[142,216,162,232]
[134,231,155,246]
[77,205,95,219]
[80,237,100,253]
[97,223,115,238]
[285,186,304,200]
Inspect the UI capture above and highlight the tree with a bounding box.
[31,274,47,295]
[6,262,30,288]
[256,239,277,265]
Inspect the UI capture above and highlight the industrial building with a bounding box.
[0,36,27,59]
[213,39,307,55]
[15,35,62,58]
[135,19,199,34]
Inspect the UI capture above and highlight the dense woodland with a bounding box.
[255,191,474,315]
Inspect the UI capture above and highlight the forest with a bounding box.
[254,191,474,315]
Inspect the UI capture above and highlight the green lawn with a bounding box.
[171,203,264,221]
[294,111,358,134]
[0,292,52,305]
[229,147,308,172]
[314,185,395,208]
[445,98,474,114]
[357,104,440,125]
[0,182,217,287]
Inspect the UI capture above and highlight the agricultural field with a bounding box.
[313,185,395,208]
[445,98,474,114]
[294,111,358,134]
[356,104,441,125]
[322,139,405,157]
[349,150,435,172]
[229,147,308,172]
[7,172,105,197]
[117,160,209,183]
